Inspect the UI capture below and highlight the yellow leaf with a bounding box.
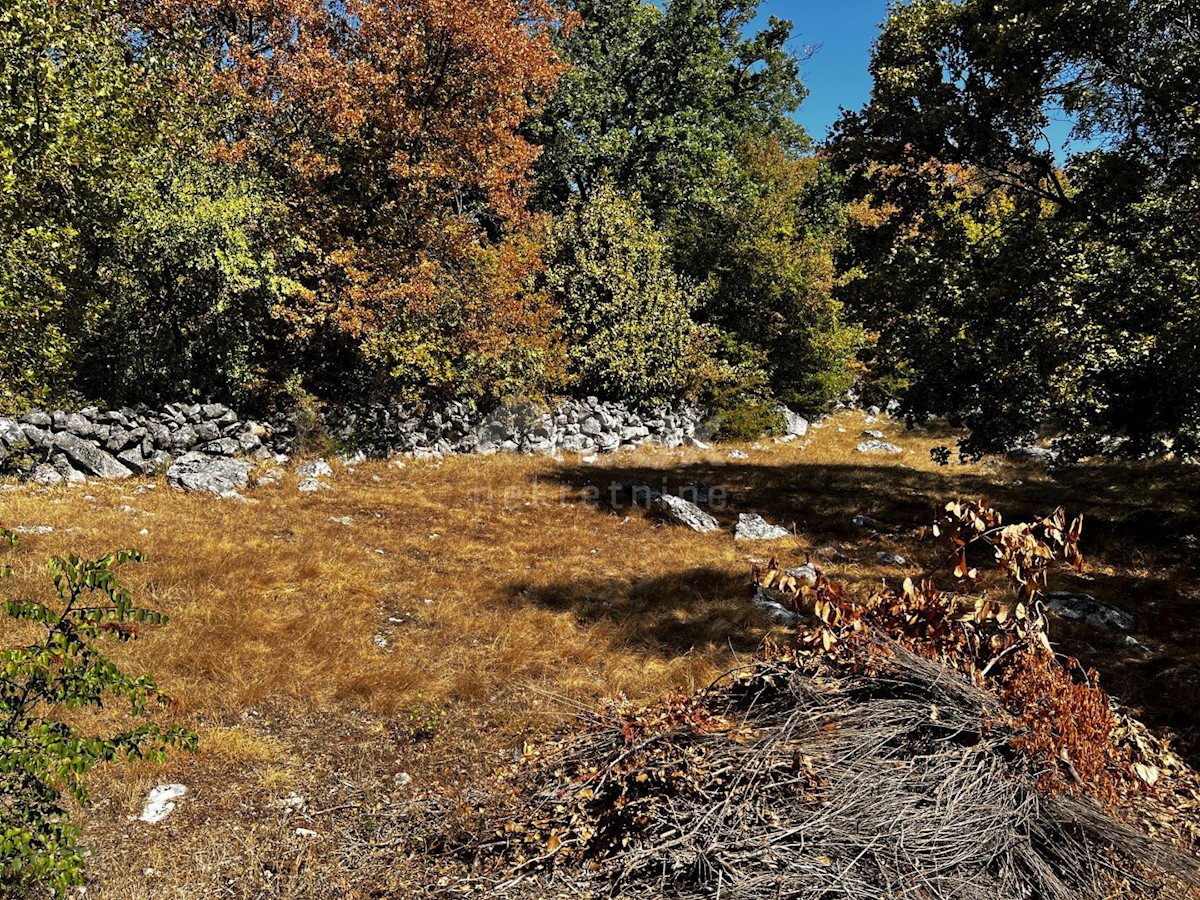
[1133,763,1159,786]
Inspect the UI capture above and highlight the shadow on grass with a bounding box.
[517,454,1200,763]
[507,566,765,658]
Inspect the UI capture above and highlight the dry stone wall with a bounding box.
[0,397,724,484]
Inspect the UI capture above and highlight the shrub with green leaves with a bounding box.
[0,530,196,897]
[546,185,701,405]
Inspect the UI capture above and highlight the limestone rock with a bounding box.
[778,405,809,437]
[53,432,133,479]
[653,494,720,533]
[1044,591,1134,632]
[296,458,334,478]
[167,451,250,497]
[855,439,903,455]
[750,586,800,625]
[735,513,791,541]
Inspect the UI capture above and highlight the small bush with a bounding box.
[711,397,785,441]
[0,530,196,897]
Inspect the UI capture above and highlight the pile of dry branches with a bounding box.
[460,501,1200,899]
[479,644,1195,899]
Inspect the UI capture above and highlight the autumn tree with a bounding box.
[122,0,570,405]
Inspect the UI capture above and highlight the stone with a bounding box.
[139,784,187,824]
[861,429,886,439]
[855,440,903,455]
[19,410,51,428]
[117,449,150,474]
[778,405,809,437]
[171,424,199,450]
[728,449,749,460]
[297,477,331,492]
[145,450,173,473]
[194,421,221,442]
[750,586,800,625]
[735,513,791,541]
[560,434,595,454]
[876,551,907,567]
[688,437,712,450]
[786,563,819,587]
[53,432,133,479]
[0,418,23,446]
[20,425,53,450]
[1044,591,1134,632]
[30,465,64,486]
[297,458,334,478]
[167,451,250,497]
[1008,445,1057,465]
[653,494,720,533]
[64,413,95,438]
[202,438,241,456]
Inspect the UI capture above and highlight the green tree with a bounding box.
[79,158,297,407]
[0,0,149,410]
[831,0,1200,459]
[546,186,700,404]
[531,0,808,221]
[675,141,867,413]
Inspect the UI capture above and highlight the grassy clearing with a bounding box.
[2,410,1199,897]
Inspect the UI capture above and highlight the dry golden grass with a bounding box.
[2,409,1199,897]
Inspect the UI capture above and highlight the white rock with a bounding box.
[855,440,903,455]
[296,458,333,478]
[735,513,791,541]
[653,494,720,533]
[876,551,907,567]
[785,563,819,586]
[777,406,809,437]
[138,784,187,824]
[728,450,749,460]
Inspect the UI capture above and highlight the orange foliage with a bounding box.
[127,0,572,397]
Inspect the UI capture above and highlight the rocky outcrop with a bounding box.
[1044,591,1135,632]
[856,439,903,455]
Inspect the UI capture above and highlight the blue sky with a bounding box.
[756,0,1089,155]
[757,0,891,143]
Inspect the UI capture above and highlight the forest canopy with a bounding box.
[1,0,1196,459]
